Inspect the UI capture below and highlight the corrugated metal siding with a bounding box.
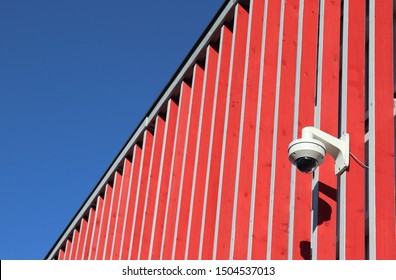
[47,0,396,260]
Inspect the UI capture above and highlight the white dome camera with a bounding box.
[288,126,349,175]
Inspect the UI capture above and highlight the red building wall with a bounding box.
[48,0,396,260]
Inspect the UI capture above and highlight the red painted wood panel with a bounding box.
[216,4,249,260]
[120,145,142,259]
[69,229,79,260]
[57,249,65,260]
[129,130,154,259]
[88,196,103,259]
[201,26,232,260]
[95,184,113,259]
[161,82,192,259]
[251,0,281,260]
[174,65,204,260]
[292,0,319,260]
[64,239,72,260]
[187,45,219,260]
[75,218,88,259]
[317,0,340,260]
[151,99,179,259]
[270,0,299,260]
[111,158,132,260]
[104,172,122,259]
[233,0,264,260]
[374,0,396,260]
[82,208,96,259]
[345,0,365,260]
[51,0,396,261]
[139,116,166,259]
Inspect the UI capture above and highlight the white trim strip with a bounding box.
[338,0,349,260]
[311,0,326,261]
[368,0,376,260]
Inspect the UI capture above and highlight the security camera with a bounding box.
[288,126,349,175]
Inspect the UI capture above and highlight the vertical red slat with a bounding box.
[374,0,396,259]
[292,0,319,260]
[75,218,88,259]
[95,184,113,259]
[216,4,249,260]
[201,26,232,260]
[161,82,192,259]
[64,240,72,260]
[233,0,264,260]
[317,0,340,260]
[139,116,166,259]
[104,172,122,259]
[57,249,65,260]
[252,0,281,260]
[88,196,103,259]
[69,229,80,260]
[82,208,96,259]
[120,145,142,259]
[344,0,365,260]
[130,130,154,259]
[187,45,219,260]
[151,99,179,259]
[270,0,299,260]
[111,158,132,260]
[174,65,204,260]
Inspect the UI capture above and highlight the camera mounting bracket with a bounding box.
[300,126,349,175]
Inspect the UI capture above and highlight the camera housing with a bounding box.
[288,127,349,175]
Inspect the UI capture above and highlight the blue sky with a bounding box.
[0,0,224,260]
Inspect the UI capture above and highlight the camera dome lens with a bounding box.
[295,157,318,173]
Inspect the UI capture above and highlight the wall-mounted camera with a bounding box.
[288,126,349,175]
